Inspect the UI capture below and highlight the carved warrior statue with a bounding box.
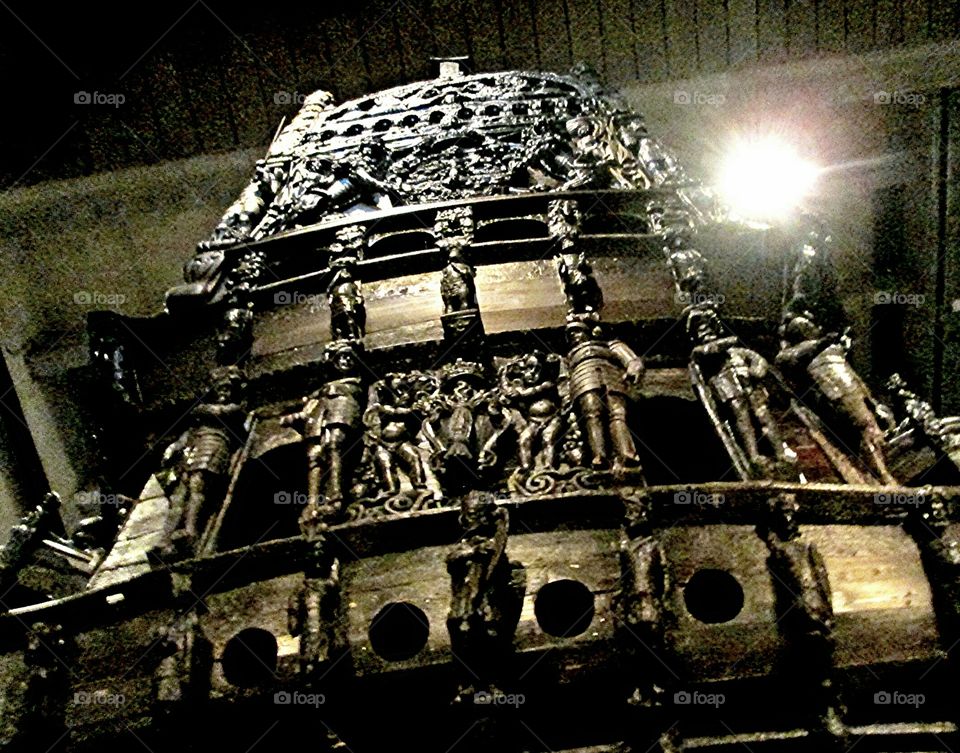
[776,316,896,484]
[282,342,366,531]
[161,366,246,556]
[557,253,604,317]
[328,266,365,342]
[687,308,792,474]
[565,319,644,473]
[557,246,644,474]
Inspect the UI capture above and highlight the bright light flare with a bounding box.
[716,136,819,222]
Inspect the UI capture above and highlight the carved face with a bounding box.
[521,356,542,385]
[332,350,356,374]
[388,378,412,406]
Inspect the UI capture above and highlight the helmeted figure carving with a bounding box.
[760,494,838,741]
[204,159,288,248]
[282,342,366,532]
[688,307,791,474]
[776,315,896,484]
[162,366,246,556]
[565,318,644,473]
[436,206,484,357]
[483,350,564,473]
[762,494,833,644]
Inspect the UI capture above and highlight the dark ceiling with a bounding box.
[0,0,956,188]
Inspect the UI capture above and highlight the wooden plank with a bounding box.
[566,0,604,71]
[663,0,701,78]
[460,0,509,74]
[816,0,846,54]
[533,0,574,73]
[631,0,669,82]
[697,0,729,73]
[756,0,788,63]
[786,0,817,58]
[726,0,757,67]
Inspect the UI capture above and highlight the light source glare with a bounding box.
[716,136,819,222]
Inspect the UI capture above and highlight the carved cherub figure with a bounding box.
[483,351,564,472]
[363,373,436,497]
